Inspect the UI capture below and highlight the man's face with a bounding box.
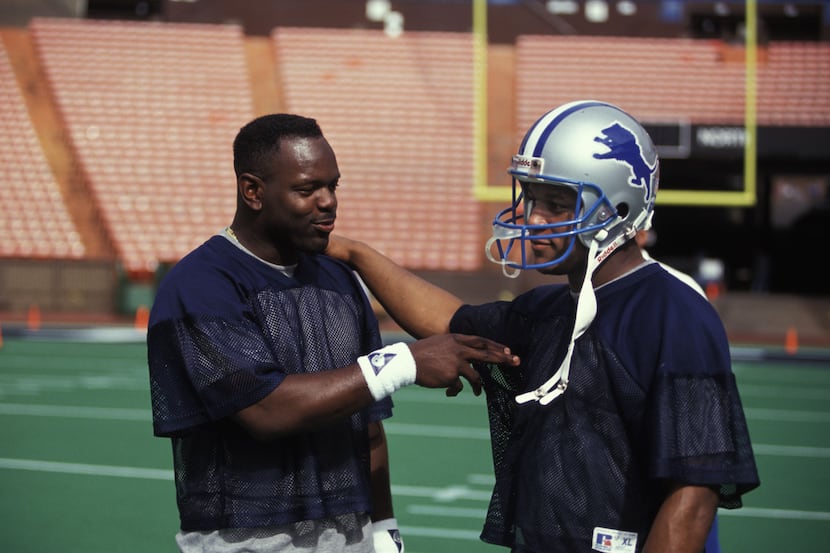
[260,136,340,262]
[522,181,584,275]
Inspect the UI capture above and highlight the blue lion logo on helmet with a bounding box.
[593,122,656,201]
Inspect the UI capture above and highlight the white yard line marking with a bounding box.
[407,505,487,519]
[718,507,830,521]
[751,444,830,458]
[0,458,172,480]
[0,403,149,420]
[1,457,828,524]
[383,422,491,440]
[3,402,830,456]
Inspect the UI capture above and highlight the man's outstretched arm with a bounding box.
[327,235,463,338]
[234,333,519,439]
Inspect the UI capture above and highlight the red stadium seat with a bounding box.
[30,17,254,276]
[514,35,830,136]
[272,27,483,271]
[0,40,86,260]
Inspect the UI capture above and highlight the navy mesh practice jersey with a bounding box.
[451,262,759,553]
[147,235,391,531]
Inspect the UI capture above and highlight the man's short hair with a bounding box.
[233,114,322,178]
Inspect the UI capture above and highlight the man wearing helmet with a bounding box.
[326,101,759,552]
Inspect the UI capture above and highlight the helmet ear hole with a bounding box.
[616,202,629,220]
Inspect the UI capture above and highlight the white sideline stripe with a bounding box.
[398,526,480,540]
[405,503,830,524]
[383,422,491,440]
[0,458,491,500]
[0,458,173,480]
[0,457,491,501]
[5,401,830,428]
[406,504,830,524]
[2,458,829,525]
[391,388,484,406]
[739,385,830,402]
[2,403,830,457]
[392,485,492,502]
[468,473,495,486]
[719,507,830,521]
[408,504,830,523]
[408,505,487,519]
[752,444,830,458]
[0,403,149,420]
[744,407,830,423]
[0,403,493,438]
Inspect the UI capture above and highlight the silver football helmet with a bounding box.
[486,100,659,275]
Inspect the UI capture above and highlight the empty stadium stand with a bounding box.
[0,39,85,260]
[761,41,830,126]
[29,17,254,276]
[1,19,827,314]
[513,35,830,137]
[272,27,482,271]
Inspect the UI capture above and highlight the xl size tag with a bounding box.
[591,527,638,553]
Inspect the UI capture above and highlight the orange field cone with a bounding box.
[134,305,150,331]
[27,304,41,331]
[785,326,799,355]
[705,281,721,301]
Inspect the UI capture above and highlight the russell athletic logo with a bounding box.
[593,122,656,201]
[369,352,397,375]
[595,532,614,550]
[591,527,638,553]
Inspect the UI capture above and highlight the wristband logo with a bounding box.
[369,352,397,375]
[388,528,403,552]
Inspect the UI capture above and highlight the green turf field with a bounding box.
[0,336,827,552]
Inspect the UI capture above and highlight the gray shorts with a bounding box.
[175,513,373,553]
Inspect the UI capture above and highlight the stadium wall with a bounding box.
[0,258,116,314]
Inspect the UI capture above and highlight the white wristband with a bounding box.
[358,342,416,401]
[372,517,404,553]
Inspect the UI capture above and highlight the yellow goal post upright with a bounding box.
[471,0,758,208]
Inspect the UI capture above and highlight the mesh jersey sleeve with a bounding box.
[649,370,760,507]
[148,240,390,437]
[148,314,286,436]
[607,271,761,507]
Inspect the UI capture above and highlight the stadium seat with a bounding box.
[30,17,252,276]
[759,42,830,125]
[0,40,85,260]
[514,35,830,134]
[272,27,483,271]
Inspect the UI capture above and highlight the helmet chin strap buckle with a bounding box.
[539,381,568,405]
[516,378,564,404]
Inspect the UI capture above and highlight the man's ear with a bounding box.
[238,173,264,211]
